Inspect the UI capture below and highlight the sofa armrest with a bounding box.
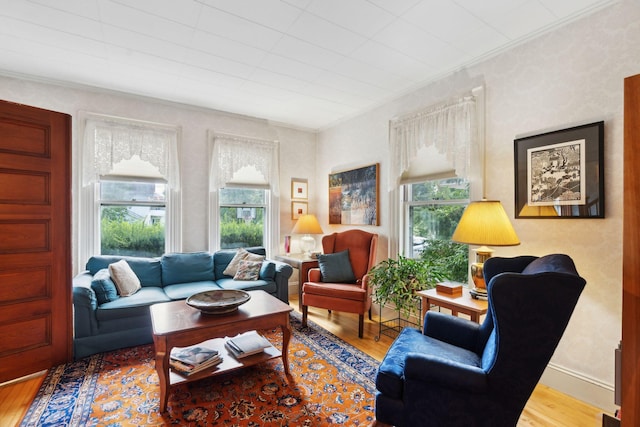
[271,260,293,304]
[423,311,481,352]
[72,271,99,338]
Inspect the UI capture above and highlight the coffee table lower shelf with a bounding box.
[169,337,281,385]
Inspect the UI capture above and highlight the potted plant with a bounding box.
[369,254,447,322]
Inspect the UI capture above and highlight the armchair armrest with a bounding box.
[308,267,321,282]
[423,311,481,352]
[405,352,488,393]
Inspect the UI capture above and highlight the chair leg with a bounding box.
[302,305,308,327]
[358,314,364,338]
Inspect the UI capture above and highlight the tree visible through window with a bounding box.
[100,179,166,257]
[406,178,469,283]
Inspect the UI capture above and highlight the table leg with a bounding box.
[281,320,291,376]
[154,338,170,412]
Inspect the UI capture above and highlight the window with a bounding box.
[218,188,267,249]
[79,113,181,266]
[100,178,167,257]
[404,177,469,283]
[209,133,280,254]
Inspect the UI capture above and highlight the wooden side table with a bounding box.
[416,287,488,323]
[274,253,319,310]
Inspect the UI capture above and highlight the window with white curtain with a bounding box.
[388,89,483,272]
[79,113,181,264]
[208,132,280,254]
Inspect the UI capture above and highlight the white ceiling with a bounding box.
[0,0,616,130]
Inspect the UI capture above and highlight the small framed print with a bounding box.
[291,178,308,200]
[292,201,308,220]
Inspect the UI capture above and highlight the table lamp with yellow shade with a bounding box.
[291,214,324,257]
[452,199,520,298]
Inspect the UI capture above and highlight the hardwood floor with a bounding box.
[0,295,606,427]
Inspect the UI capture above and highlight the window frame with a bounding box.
[217,186,270,250]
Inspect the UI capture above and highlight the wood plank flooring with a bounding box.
[0,295,607,426]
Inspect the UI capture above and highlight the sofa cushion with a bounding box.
[234,260,262,280]
[163,281,221,300]
[91,268,119,304]
[96,287,171,321]
[86,255,162,287]
[161,252,214,286]
[318,250,356,283]
[216,277,277,294]
[109,260,141,296]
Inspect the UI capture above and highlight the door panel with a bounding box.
[0,100,71,383]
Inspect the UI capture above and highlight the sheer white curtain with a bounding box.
[79,113,182,266]
[388,93,480,256]
[208,132,280,254]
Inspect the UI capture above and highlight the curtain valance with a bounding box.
[389,95,476,190]
[209,133,280,196]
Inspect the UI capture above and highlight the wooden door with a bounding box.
[0,100,72,383]
[623,74,640,426]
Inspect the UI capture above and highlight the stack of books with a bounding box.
[170,343,222,376]
[225,330,272,359]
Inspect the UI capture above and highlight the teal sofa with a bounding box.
[72,248,293,359]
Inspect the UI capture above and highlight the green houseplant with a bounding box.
[369,254,447,321]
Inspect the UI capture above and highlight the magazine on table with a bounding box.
[170,343,219,366]
[170,354,223,376]
[225,330,272,359]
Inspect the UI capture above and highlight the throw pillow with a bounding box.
[318,249,356,283]
[90,268,119,304]
[234,260,262,281]
[108,259,141,296]
[223,248,266,277]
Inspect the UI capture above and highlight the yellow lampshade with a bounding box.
[452,200,520,247]
[452,200,520,296]
[291,214,323,235]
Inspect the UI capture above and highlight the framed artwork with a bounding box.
[291,201,308,220]
[291,178,308,200]
[329,163,379,225]
[514,121,604,218]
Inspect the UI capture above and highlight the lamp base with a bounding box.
[300,234,315,257]
[470,246,493,298]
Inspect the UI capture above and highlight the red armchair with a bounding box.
[301,230,378,338]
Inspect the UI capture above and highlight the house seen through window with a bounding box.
[100,178,166,257]
[405,177,470,283]
[218,187,267,249]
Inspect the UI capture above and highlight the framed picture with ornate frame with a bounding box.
[514,121,604,218]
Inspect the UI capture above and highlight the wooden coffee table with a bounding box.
[150,290,293,412]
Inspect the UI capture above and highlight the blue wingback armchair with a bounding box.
[374,254,586,427]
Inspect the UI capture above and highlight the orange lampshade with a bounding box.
[291,214,323,235]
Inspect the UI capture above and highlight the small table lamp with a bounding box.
[452,200,520,297]
[291,214,324,257]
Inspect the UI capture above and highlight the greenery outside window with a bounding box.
[405,177,469,283]
[100,178,166,257]
[219,187,267,249]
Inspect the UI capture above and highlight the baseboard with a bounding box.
[540,362,617,413]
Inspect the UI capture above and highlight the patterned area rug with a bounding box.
[20,312,379,426]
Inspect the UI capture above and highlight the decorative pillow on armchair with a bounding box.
[318,249,356,283]
[233,260,262,281]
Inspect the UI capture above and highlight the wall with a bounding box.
[315,0,640,411]
[0,76,317,272]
